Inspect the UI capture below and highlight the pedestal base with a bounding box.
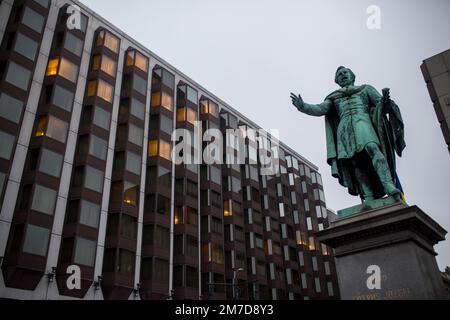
[316,203,449,300]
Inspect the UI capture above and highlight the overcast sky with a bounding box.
[79,0,450,269]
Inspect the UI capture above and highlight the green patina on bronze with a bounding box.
[291,67,406,218]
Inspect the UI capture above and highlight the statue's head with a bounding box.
[335,66,355,87]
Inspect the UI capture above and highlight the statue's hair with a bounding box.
[335,66,356,85]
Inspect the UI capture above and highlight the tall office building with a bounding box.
[0,0,339,300]
[421,49,450,155]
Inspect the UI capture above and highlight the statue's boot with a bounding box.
[372,153,401,197]
[366,142,401,198]
[354,164,375,202]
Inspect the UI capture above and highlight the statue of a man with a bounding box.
[291,66,406,202]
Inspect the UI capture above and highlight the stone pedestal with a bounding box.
[316,203,449,300]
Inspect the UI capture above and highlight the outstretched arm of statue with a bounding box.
[290,92,332,117]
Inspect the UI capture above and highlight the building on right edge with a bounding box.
[421,49,450,155]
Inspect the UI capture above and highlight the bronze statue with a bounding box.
[291,66,405,203]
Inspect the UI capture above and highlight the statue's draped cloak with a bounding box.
[324,85,405,198]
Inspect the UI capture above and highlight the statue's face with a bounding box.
[336,68,354,87]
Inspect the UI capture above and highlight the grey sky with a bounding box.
[79,0,450,269]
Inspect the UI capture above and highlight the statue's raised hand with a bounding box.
[290,92,304,110]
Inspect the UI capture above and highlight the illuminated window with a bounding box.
[160,140,171,160]
[187,107,197,124]
[223,199,232,217]
[46,57,79,82]
[200,100,219,116]
[35,116,47,137]
[126,50,148,72]
[91,54,117,77]
[148,140,158,157]
[151,92,161,107]
[34,115,68,143]
[123,181,138,206]
[177,107,186,122]
[162,92,173,111]
[96,30,119,53]
[309,237,316,251]
[174,206,183,225]
[151,91,173,111]
[148,139,171,160]
[87,79,114,103]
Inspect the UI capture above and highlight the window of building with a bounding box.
[46,57,79,83]
[307,217,313,231]
[92,54,117,77]
[157,166,171,189]
[96,30,119,53]
[231,177,241,193]
[152,258,169,283]
[128,124,143,147]
[312,256,318,271]
[88,135,108,160]
[209,166,221,185]
[0,130,15,160]
[22,7,45,33]
[126,151,141,175]
[124,181,138,206]
[117,249,135,274]
[186,207,198,225]
[151,91,173,111]
[133,74,147,96]
[14,33,39,60]
[52,85,74,111]
[211,217,222,234]
[87,79,114,103]
[153,194,165,214]
[174,206,183,225]
[0,92,23,123]
[159,113,173,135]
[84,165,104,193]
[150,92,161,107]
[200,100,218,116]
[126,50,148,72]
[31,184,57,215]
[148,139,171,160]
[39,148,63,177]
[129,98,145,119]
[324,261,331,275]
[74,237,96,267]
[64,32,83,56]
[185,235,198,257]
[120,214,137,239]
[186,86,198,104]
[186,180,198,198]
[309,236,316,251]
[23,224,49,256]
[79,200,100,228]
[92,106,111,130]
[35,115,68,143]
[315,277,321,293]
[5,62,32,91]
